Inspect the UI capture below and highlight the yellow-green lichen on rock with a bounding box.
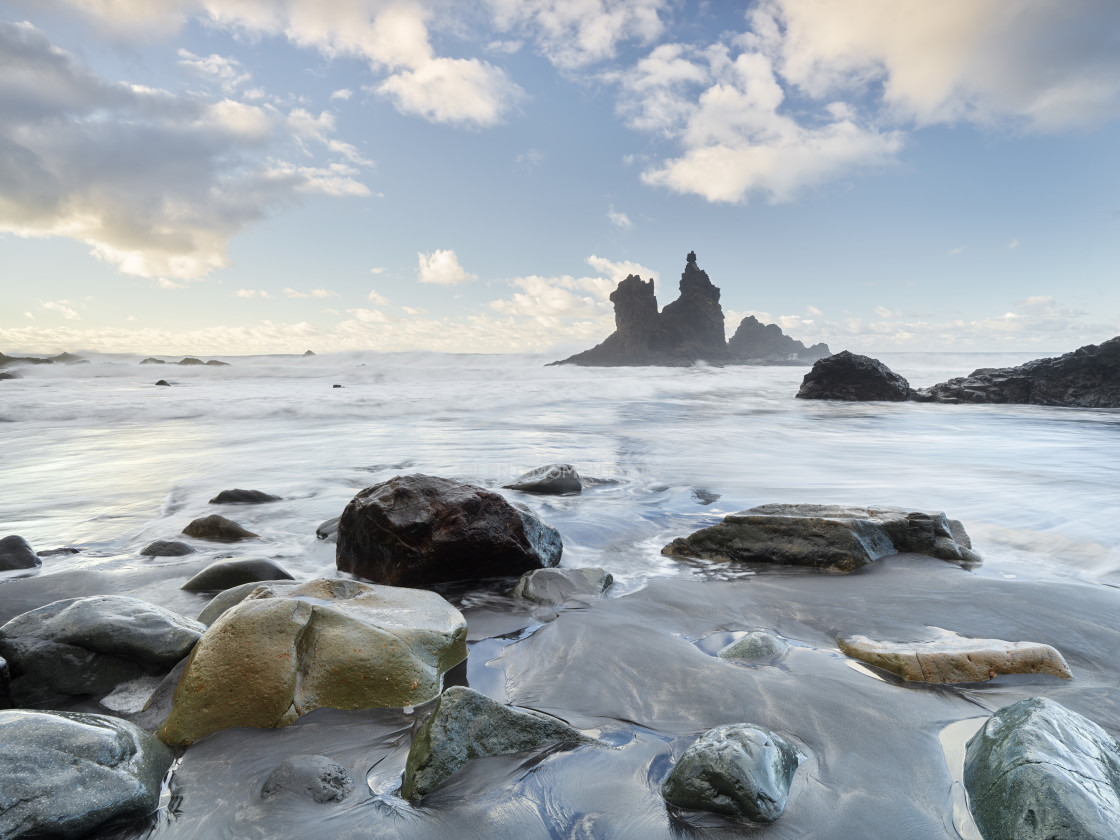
[158,578,467,745]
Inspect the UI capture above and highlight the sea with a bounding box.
[1,351,1118,839]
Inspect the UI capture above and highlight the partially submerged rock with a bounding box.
[838,629,1071,683]
[261,755,355,804]
[661,723,802,823]
[401,686,594,800]
[503,464,582,495]
[158,578,468,745]
[182,514,258,542]
[181,557,294,592]
[663,504,981,572]
[0,710,173,840]
[0,535,40,571]
[0,595,204,704]
[140,357,166,364]
[511,567,613,605]
[964,698,1120,840]
[140,539,195,557]
[316,516,340,542]
[209,488,282,504]
[796,351,912,401]
[0,656,10,709]
[718,630,789,661]
[336,474,562,587]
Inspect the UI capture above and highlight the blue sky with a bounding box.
[1,0,1118,355]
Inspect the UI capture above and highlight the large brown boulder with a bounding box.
[796,351,912,401]
[335,474,562,587]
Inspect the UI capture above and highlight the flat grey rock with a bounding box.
[181,557,294,592]
[511,567,613,604]
[261,755,355,803]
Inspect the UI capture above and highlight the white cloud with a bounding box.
[607,206,632,230]
[367,289,389,305]
[158,278,187,289]
[806,305,822,316]
[236,288,272,298]
[486,39,523,55]
[1008,238,1020,249]
[346,307,387,323]
[23,312,34,320]
[284,288,336,298]
[177,49,250,91]
[330,88,353,101]
[516,148,546,171]
[401,305,427,316]
[41,300,80,320]
[585,254,659,286]
[369,266,386,275]
[417,249,477,285]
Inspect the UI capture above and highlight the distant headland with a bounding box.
[551,251,829,367]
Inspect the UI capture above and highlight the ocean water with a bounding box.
[1,351,1119,839]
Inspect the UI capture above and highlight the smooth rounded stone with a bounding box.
[181,557,294,592]
[964,697,1120,840]
[181,514,258,542]
[261,755,355,804]
[718,630,789,661]
[158,578,468,745]
[196,580,299,625]
[0,535,41,570]
[155,379,171,386]
[796,351,913,401]
[510,567,613,605]
[0,709,173,840]
[662,503,981,573]
[401,685,595,800]
[838,628,1072,683]
[336,474,563,587]
[316,516,340,542]
[209,488,282,505]
[503,464,583,494]
[140,539,195,557]
[99,674,166,714]
[661,723,802,823]
[0,595,205,704]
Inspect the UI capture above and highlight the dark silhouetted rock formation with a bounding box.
[553,252,826,366]
[729,316,830,362]
[797,351,913,401]
[914,336,1120,407]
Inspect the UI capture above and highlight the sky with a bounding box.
[1,0,1118,357]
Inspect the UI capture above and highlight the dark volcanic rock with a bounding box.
[205,359,230,366]
[553,273,660,365]
[0,656,10,708]
[336,474,563,587]
[511,567,613,605]
[915,336,1120,407]
[303,350,316,357]
[0,370,20,380]
[181,557,294,592]
[503,463,582,494]
[0,709,173,840]
[178,357,205,365]
[661,723,802,822]
[48,352,85,364]
[796,351,912,401]
[155,379,171,386]
[209,488,282,505]
[261,755,355,803]
[662,503,981,573]
[182,514,258,542]
[140,539,195,557]
[0,535,41,571]
[964,697,1120,840]
[649,251,728,361]
[140,357,166,365]
[728,315,830,362]
[0,352,53,366]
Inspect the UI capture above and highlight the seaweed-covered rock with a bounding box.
[140,540,195,557]
[511,567,613,605]
[182,514,258,542]
[0,595,204,704]
[336,474,562,587]
[718,630,789,661]
[0,535,40,571]
[0,709,173,840]
[158,578,467,745]
[661,723,802,822]
[209,488,281,505]
[180,557,293,592]
[839,629,1071,683]
[964,698,1120,840]
[662,504,981,573]
[503,464,582,495]
[261,755,354,804]
[796,351,912,401]
[401,686,594,800]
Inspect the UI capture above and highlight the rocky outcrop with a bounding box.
[181,514,258,542]
[209,488,281,504]
[336,474,562,587]
[718,630,789,661]
[180,557,294,592]
[838,629,1071,683]
[553,252,823,367]
[0,596,204,704]
[964,698,1120,840]
[158,578,468,745]
[511,567,613,605]
[0,535,40,571]
[662,504,981,572]
[178,357,205,365]
[661,723,802,822]
[503,464,582,494]
[195,580,298,625]
[261,755,354,803]
[0,351,84,367]
[0,710,173,840]
[401,686,594,800]
[914,336,1120,407]
[139,539,195,557]
[797,351,913,401]
[140,357,166,364]
[728,315,830,363]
